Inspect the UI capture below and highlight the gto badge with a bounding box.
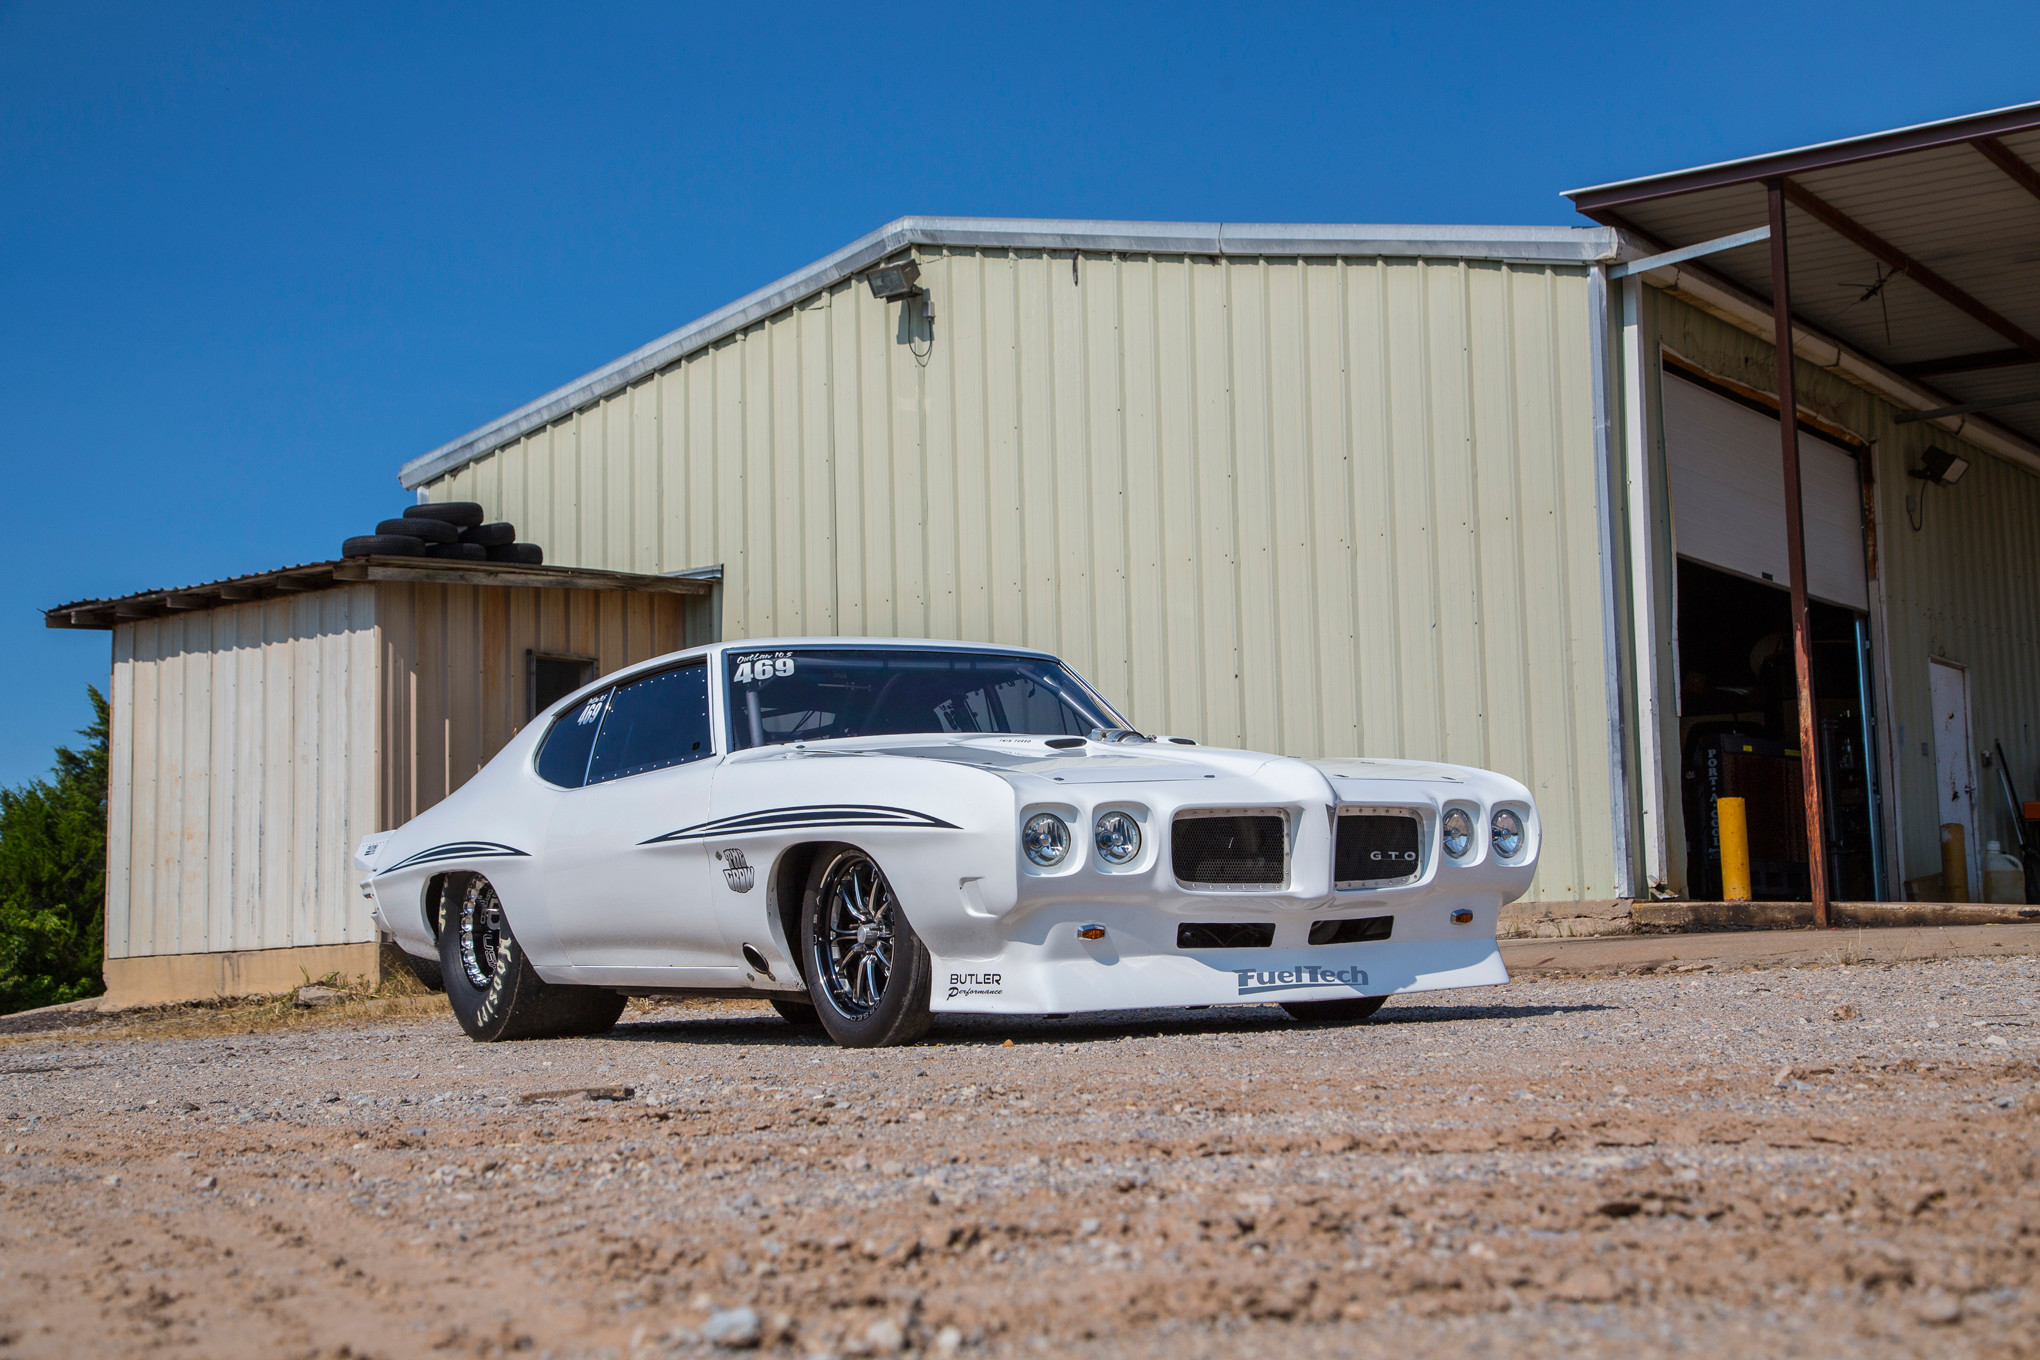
[716,848,755,893]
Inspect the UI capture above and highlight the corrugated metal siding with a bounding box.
[426,249,1619,902]
[1640,288,2040,888]
[374,582,696,826]
[106,587,380,959]
[105,581,701,961]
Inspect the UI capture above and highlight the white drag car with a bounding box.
[358,639,1538,1047]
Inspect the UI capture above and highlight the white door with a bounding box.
[1928,658,1976,900]
[542,662,735,980]
[1662,372,1869,610]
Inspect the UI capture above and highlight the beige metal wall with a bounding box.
[375,581,699,827]
[425,248,1620,903]
[1634,287,2040,893]
[106,580,701,964]
[107,587,380,960]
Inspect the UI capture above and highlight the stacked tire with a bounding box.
[341,503,544,563]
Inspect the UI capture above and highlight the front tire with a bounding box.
[768,997,822,1027]
[799,846,932,1048]
[1281,996,1388,1026]
[440,876,624,1041]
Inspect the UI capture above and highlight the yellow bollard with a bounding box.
[1718,797,1751,902]
[1940,822,1969,903]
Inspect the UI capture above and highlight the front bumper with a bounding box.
[926,928,1507,1013]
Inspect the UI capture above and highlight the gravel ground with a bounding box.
[3,955,2038,1359]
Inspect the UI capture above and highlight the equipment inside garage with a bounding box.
[1663,369,1885,904]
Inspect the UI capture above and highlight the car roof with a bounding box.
[593,636,1066,692]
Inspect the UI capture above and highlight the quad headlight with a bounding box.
[1491,808,1524,859]
[1094,810,1142,864]
[1441,808,1473,859]
[1023,812,1071,866]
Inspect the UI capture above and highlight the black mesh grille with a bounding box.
[1176,922,1276,950]
[1307,915,1394,945]
[1335,813,1422,883]
[1172,814,1286,885]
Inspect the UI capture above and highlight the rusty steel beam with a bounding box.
[1973,136,2040,205]
[1767,180,1832,928]
[1894,347,2037,380]
[1780,179,2040,362]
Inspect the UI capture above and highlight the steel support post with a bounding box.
[1766,179,1831,927]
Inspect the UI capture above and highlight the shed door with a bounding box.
[1663,372,1868,611]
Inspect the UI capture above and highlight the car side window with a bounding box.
[585,663,712,784]
[536,690,611,788]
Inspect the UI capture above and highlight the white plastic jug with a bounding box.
[1984,840,2026,905]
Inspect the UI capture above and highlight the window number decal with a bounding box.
[575,697,606,725]
[733,655,795,684]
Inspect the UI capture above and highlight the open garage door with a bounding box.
[1662,371,1868,611]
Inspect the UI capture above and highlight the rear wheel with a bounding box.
[439,877,624,1041]
[799,846,932,1048]
[1281,996,1388,1026]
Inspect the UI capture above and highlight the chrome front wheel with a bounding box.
[800,847,932,1047]
[815,852,897,1018]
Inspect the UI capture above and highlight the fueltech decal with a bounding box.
[1234,964,1369,996]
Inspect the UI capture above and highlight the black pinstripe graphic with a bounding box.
[375,841,530,875]
[638,804,960,845]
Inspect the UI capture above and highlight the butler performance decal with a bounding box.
[947,971,1002,1000]
[1234,964,1369,996]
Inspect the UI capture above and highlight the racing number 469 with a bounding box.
[733,657,795,683]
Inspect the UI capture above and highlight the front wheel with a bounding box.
[440,876,625,1041]
[1280,996,1388,1026]
[799,846,933,1048]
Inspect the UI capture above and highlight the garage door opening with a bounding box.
[1676,559,1885,903]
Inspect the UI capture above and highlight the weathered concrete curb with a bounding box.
[1503,922,2040,978]
[1633,900,2040,930]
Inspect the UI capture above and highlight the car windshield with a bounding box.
[724,648,1127,750]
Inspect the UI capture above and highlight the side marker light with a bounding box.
[1450,909,1474,925]
[1077,924,1107,941]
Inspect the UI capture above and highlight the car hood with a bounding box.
[722,733,1276,784]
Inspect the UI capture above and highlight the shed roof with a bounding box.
[45,556,715,631]
[398,216,1622,489]
[1566,102,2040,454]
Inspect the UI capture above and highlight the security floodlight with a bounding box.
[1913,446,1970,487]
[866,260,922,301]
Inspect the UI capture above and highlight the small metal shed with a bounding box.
[46,556,715,1005]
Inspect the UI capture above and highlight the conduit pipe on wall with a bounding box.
[1638,263,2040,477]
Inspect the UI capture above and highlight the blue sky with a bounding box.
[2,0,2036,786]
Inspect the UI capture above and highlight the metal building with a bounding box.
[399,104,2040,924]
[46,557,710,1003]
[49,104,2040,1004]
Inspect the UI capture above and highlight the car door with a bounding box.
[540,661,734,978]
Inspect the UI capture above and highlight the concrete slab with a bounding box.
[1501,922,2040,978]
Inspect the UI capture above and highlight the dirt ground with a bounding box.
[3,955,2038,1359]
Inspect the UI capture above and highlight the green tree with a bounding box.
[0,688,109,1012]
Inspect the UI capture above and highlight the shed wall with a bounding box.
[107,587,380,959]
[1634,287,2040,891]
[374,581,698,827]
[424,248,1621,903]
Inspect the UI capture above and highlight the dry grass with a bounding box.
[2,981,452,1047]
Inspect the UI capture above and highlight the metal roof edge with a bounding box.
[1562,100,2040,210]
[399,217,1621,488]
[45,556,713,631]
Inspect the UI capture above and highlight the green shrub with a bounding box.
[0,688,108,1012]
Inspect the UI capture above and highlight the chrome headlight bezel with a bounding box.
[1023,812,1072,867]
[1093,810,1143,865]
[1490,808,1525,860]
[1441,807,1474,860]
